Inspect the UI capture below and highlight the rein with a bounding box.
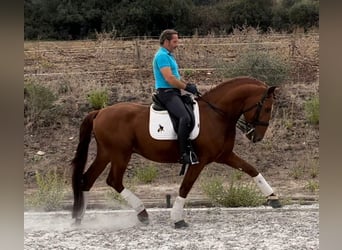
[196,94,226,117]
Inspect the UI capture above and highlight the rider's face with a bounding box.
[165,34,179,52]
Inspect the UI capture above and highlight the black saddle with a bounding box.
[152,94,196,133]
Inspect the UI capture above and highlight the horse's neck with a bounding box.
[203,81,264,118]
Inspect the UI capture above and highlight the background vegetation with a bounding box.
[25,0,319,40]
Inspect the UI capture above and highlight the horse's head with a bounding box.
[237,86,277,143]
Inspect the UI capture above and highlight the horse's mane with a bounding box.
[202,76,267,97]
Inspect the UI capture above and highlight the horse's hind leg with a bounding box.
[106,156,149,225]
[218,151,282,208]
[75,152,109,223]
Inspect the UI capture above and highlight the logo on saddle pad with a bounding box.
[149,100,200,140]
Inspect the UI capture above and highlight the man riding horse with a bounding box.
[152,29,200,166]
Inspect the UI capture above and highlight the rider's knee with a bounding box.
[179,116,191,126]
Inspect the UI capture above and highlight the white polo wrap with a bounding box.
[120,188,145,213]
[76,191,89,220]
[253,173,274,196]
[171,196,186,222]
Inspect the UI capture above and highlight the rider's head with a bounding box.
[159,29,179,52]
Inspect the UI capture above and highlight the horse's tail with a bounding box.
[71,110,99,219]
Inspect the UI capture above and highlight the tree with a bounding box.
[289,0,319,31]
[225,0,274,32]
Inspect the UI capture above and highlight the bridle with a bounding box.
[241,88,271,125]
[197,87,273,135]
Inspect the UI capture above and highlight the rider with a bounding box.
[152,29,199,165]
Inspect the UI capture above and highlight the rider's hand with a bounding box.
[184,83,199,95]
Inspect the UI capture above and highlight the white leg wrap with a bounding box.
[77,191,89,220]
[171,196,186,222]
[253,173,274,196]
[120,188,145,214]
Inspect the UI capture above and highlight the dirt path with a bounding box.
[25,204,318,250]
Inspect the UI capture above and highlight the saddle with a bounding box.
[151,94,199,175]
[149,93,200,141]
[151,93,197,136]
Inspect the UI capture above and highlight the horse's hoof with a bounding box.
[267,197,282,208]
[72,219,82,226]
[137,210,149,225]
[174,220,189,229]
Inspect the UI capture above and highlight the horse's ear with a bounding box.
[267,86,277,97]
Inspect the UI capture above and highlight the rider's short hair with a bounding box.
[159,29,178,45]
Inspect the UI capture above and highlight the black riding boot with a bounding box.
[178,118,199,165]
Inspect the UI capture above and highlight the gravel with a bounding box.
[24,204,319,250]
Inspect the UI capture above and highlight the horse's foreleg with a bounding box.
[219,151,282,208]
[106,160,149,225]
[171,163,206,228]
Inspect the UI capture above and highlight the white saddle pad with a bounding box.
[149,100,200,140]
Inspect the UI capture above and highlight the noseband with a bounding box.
[242,88,270,125]
[237,88,271,136]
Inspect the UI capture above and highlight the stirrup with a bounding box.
[179,151,199,176]
[179,153,191,165]
[179,151,199,165]
[189,151,199,164]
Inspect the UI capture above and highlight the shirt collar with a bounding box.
[160,47,172,56]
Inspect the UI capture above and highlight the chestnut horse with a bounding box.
[71,76,281,228]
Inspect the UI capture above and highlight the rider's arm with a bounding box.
[160,67,187,89]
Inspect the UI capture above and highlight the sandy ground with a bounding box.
[24,204,318,250]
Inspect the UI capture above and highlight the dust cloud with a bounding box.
[24,210,139,231]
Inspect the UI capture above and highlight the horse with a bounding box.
[71,76,281,229]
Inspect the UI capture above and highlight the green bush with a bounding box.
[201,172,265,207]
[305,180,319,193]
[305,95,319,125]
[289,0,319,31]
[220,47,291,86]
[134,165,158,184]
[26,169,67,211]
[24,82,58,129]
[87,89,109,109]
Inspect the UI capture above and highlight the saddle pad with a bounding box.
[149,100,200,140]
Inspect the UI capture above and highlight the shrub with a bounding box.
[289,166,306,180]
[87,89,109,109]
[183,69,194,77]
[289,157,319,180]
[26,169,67,211]
[305,95,319,125]
[309,164,319,178]
[289,0,319,31]
[201,172,265,207]
[134,165,158,184]
[305,180,319,193]
[24,82,58,130]
[220,47,291,86]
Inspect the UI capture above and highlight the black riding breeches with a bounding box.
[156,88,191,154]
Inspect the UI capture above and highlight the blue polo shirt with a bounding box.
[153,47,180,89]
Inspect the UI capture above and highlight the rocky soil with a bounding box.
[24,204,319,250]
